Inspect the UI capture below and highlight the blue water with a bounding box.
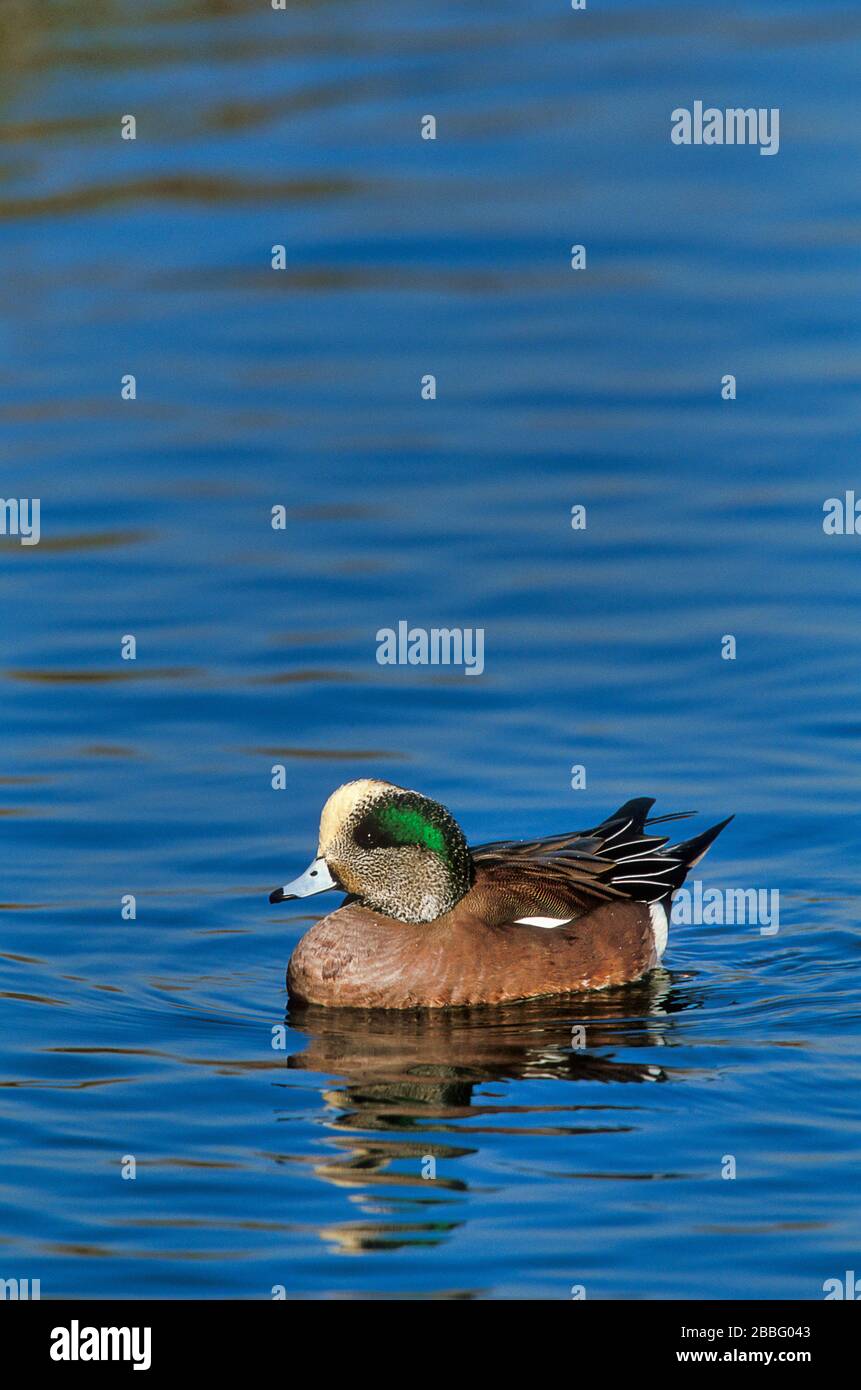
[1,0,859,1299]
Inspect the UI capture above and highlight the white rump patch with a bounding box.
[649,902,668,960]
[515,915,574,929]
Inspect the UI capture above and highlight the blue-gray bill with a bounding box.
[269,856,337,904]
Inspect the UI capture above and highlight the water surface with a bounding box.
[1,0,859,1299]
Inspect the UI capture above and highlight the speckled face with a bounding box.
[316,780,473,924]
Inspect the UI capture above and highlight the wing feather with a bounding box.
[470,801,731,918]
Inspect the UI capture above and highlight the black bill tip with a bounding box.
[269,887,287,904]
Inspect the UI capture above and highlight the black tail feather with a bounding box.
[602,808,733,906]
[671,815,735,871]
[644,809,696,828]
[593,797,655,835]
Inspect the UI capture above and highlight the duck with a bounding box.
[269,779,732,1009]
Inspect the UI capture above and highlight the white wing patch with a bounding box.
[515,915,574,929]
[649,902,668,960]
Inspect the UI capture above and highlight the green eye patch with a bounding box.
[354,799,451,862]
[376,804,447,858]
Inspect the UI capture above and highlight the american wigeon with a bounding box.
[270,779,731,1009]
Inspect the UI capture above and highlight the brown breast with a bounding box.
[286,874,657,1008]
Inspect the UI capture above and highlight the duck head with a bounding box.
[269,779,473,924]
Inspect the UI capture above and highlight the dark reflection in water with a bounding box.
[287,975,687,1106]
[281,977,694,1251]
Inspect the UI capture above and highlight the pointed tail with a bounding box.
[672,815,734,871]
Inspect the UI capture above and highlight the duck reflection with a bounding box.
[279,971,697,1253]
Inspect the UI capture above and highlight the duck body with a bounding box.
[287,895,658,1008]
[272,780,732,1010]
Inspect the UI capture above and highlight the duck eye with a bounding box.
[353,819,380,850]
[353,812,399,851]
